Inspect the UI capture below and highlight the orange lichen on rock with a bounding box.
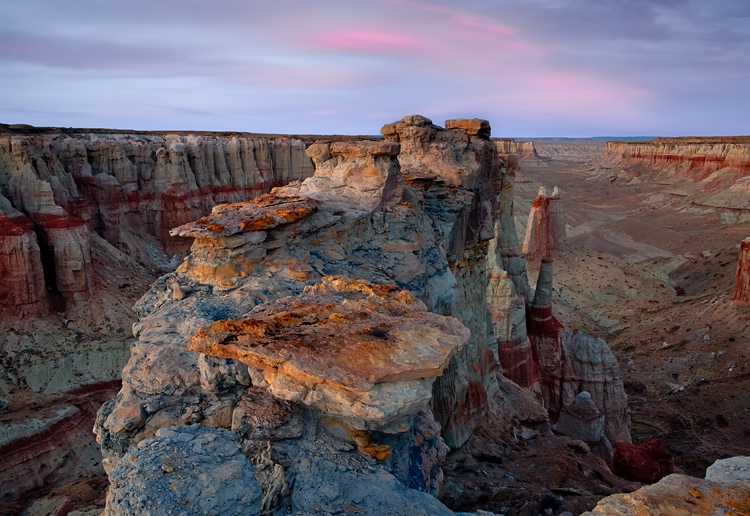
[171,196,318,239]
[190,276,469,393]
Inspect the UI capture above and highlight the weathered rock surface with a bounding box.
[537,327,631,445]
[583,455,750,515]
[486,174,629,445]
[732,237,750,302]
[105,425,263,515]
[0,193,47,316]
[522,186,566,262]
[0,125,320,509]
[553,391,613,466]
[0,386,117,513]
[495,139,540,160]
[96,116,511,515]
[705,455,750,483]
[382,115,503,447]
[190,277,470,431]
[0,125,318,313]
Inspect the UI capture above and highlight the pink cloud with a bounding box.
[306,30,430,55]
[505,70,652,120]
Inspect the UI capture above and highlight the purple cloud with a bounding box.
[1,0,748,136]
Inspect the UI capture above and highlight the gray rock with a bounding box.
[105,425,261,515]
[705,455,750,484]
[291,455,455,516]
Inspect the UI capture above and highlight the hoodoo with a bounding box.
[732,237,750,302]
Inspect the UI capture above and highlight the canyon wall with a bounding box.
[1,119,639,513]
[596,137,750,219]
[495,138,540,160]
[0,125,318,318]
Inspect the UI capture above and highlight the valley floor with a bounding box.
[518,144,750,478]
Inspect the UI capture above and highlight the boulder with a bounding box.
[190,276,470,432]
[612,438,674,484]
[584,455,750,515]
[552,391,613,465]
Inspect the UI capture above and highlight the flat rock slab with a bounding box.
[170,194,318,238]
[190,276,469,393]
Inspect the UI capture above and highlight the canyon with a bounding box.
[1,121,749,515]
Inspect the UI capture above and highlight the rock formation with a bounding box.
[189,277,470,432]
[612,438,675,484]
[0,193,47,316]
[595,137,750,219]
[521,186,566,263]
[583,456,749,515]
[1,116,643,513]
[486,167,540,394]
[600,137,750,180]
[0,125,322,510]
[95,116,511,514]
[381,115,502,447]
[553,391,614,466]
[0,125,318,317]
[732,237,750,302]
[487,175,629,445]
[495,139,541,160]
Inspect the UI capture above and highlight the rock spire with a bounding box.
[731,237,750,302]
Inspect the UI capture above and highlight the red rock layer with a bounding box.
[732,238,750,302]
[0,201,48,316]
[601,138,750,182]
[0,381,120,509]
[522,187,565,263]
[612,438,675,484]
[0,127,322,315]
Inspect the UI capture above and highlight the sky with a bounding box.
[1,0,749,137]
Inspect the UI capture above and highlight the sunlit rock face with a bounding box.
[732,237,750,302]
[522,186,566,263]
[95,117,507,515]
[190,277,470,432]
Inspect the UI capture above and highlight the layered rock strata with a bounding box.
[495,139,540,160]
[601,138,750,180]
[553,391,614,465]
[596,137,750,216]
[732,237,750,302]
[486,176,629,445]
[96,117,507,514]
[0,125,317,315]
[0,194,47,316]
[189,277,470,431]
